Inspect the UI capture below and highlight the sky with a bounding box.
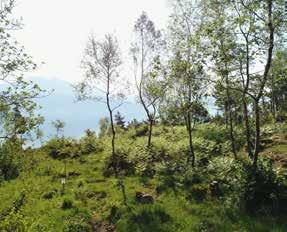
[13,0,171,83]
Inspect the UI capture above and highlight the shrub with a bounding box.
[244,157,287,215]
[195,124,229,144]
[193,137,219,156]
[134,124,149,137]
[63,218,90,232]
[44,138,81,159]
[194,219,216,232]
[195,123,246,154]
[0,210,27,232]
[79,130,103,155]
[186,184,209,202]
[45,135,103,160]
[130,140,180,177]
[0,140,23,181]
[183,170,205,187]
[108,205,121,223]
[29,223,49,232]
[62,198,74,210]
[103,147,135,177]
[207,157,247,210]
[42,190,57,200]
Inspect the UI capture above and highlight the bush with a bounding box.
[29,223,49,232]
[244,158,287,215]
[62,198,74,210]
[195,124,229,144]
[45,135,103,160]
[207,157,247,210]
[0,140,23,181]
[0,210,27,232]
[134,124,149,137]
[44,138,81,159]
[130,140,182,176]
[186,184,209,202]
[79,130,103,155]
[183,170,205,187]
[103,147,135,177]
[135,146,156,176]
[193,137,219,156]
[63,218,91,232]
[195,123,246,154]
[42,190,57,200]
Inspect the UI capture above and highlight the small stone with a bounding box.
[136,191,154,204]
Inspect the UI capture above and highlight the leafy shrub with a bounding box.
[275,111,287,123]
[79,130,103,155]
[103,147,135,177]
[193,137,219,156]
[0,210,27,232]
[29,223,49,232]
[207,157,247,210]
[0,140,23,181]
[13,192,26,213]
[45,135,103,160]
[42,190,57,200]
[134,146,159,176]
[195,123,246,154]
[183,170,205,187]
[194,219,216,232]
[134,124,149,137]
[130,139,184,176]
[262,123,287,135]
[63,218,91,232]
[44,138,81,159]
[108,205,121,223]
[75,189,107,203]
[186,184,209,202]
[62,198,74,210]
[244,158,287,215]
[195,124,229,144]
[207,156,287,215]
[156,164,183,193]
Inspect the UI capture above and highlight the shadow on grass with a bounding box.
[118,205,174,232]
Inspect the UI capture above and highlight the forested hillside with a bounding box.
[0,0,287,231]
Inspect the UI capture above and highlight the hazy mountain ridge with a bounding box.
[30,77,145,138]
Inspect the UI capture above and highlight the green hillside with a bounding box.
[1,123,287,232]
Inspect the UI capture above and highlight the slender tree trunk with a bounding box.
[108,107,116,173]
[106,74,117,175]
[119,179,127,205]
[253,100,260,168]
[148,116,153,148]
[228,103,237,158]
[139,28,153,149]
[252,0,274,169]
[225,76,237,158]
[242,98,253,158]
[224,102,228,130]
[186,112,195,167]
[271,74,277,120]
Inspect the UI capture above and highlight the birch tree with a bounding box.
[75,34,124,174]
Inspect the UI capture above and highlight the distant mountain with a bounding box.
[27,77,217,140]
[30,77,146,139]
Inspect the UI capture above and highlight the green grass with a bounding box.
[0,123,287,231]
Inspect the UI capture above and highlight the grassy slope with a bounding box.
[0,125,287,231]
